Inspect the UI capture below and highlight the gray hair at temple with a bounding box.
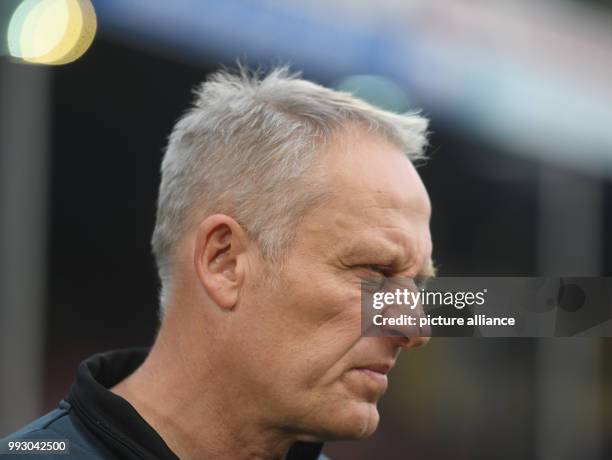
[151,66,429,315]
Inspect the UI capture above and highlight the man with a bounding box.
[2,67,434,459]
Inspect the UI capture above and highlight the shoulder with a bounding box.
[0,400,109,459]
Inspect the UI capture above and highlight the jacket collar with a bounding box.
[68,347,326,460]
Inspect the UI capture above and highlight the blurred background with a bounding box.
[1,0,612,459]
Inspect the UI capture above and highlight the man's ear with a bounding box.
[193,214,249,310]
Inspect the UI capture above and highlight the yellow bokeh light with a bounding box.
[7,0,39,58]
[20,0,71,60]
[7,0,97,65]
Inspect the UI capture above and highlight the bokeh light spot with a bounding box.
[336,74,412,113]
[6,0,97,65]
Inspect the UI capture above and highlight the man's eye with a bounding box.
[357,265,390,291]
[369,265,390,275]
[358,264,392,277]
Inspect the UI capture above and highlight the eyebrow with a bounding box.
[339,240,399,266]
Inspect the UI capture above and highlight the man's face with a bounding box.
[232,130,433,441]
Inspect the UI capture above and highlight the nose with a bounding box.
[364,276,431,348]
[390,334,430,349]
[376,291,431,348]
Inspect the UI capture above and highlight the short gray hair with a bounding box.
[151,66,428,312]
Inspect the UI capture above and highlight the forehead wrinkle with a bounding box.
[331,183,431,230]
[318,186,430,264]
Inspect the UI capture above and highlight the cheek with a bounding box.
[246,261,364,380]
[286,294,363,390]
[285,267,362,324]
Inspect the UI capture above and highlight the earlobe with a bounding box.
[193,215,245,310]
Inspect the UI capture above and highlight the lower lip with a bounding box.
[356,368,388,388]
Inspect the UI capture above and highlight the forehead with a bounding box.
[302,129,432,268]
[321,129,430,209]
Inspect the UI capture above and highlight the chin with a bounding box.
[319,401,381,440]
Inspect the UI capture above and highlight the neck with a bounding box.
[111,306,298,460]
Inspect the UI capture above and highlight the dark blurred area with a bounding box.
[1,1,612,459]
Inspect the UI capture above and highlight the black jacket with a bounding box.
[1,348,328,459]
